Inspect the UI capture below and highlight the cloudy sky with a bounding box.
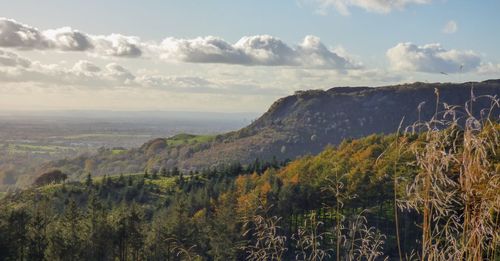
[1,0,499,112]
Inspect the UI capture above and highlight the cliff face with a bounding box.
[41,80,500,177]
[231,80,499,159]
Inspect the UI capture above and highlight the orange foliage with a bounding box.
[259,181,272,199]
[235,175,248,193]
[236,192,258,216]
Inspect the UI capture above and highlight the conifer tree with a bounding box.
[27,209,47,261]
[85,173,93,187]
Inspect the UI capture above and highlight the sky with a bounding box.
[1,0,500,112]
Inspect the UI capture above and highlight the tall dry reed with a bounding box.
[401,90,499,260]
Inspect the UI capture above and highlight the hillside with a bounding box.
[40,80,500,179]
[2,122,498,260]
[0,131,408,260]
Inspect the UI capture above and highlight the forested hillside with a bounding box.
[39,80,500,180]
[1,112,498,260]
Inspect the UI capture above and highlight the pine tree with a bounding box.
[118,173,126,185]
[127,175,133,186]
[45,199,84,261]
[7,208,30,260]
[114,204,144,261]
[128,205,144,260]
[27,209,47,261]
[172,167,180,177]
[115,207,129,261]
[208,192,240,260]
[62,199,85,261]
[85,173,93,187]
[86,193,113,261]
[160,167,167,177]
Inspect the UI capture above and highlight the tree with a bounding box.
[33,170,67,187]
[171,167,180,177]
[0,212,10,261]
[6,208,30,260]
[46,199,85,261]
[127,205,144,260]
[145,211,171,260]
[113,203,144,261]
[85,193,113,261]
[85,173,93,187]
[27,209,48,261]
[160,167,167,177]
[208,192,241,260]
[118,173,126,186]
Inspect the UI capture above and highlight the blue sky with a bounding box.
[1,0,499,112]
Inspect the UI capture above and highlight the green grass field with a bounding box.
[34,173,177,196]
[92,172,143,182]
[146,177,177,190]
[111,149,127,155]
[92,173,176,188]
[165,133,215,146]
[38,183,64,194]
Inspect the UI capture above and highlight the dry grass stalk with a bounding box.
[292,212,333,261]
[322,171,388,261]
[322,171,356,260]
[243,205,288,261]
[401,91,499,261]
[342,213,388,261]
[165,237,201,261]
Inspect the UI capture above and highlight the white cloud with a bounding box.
[442,20,458,34]
[104,63,135,83]
[306,0,431,15]
[160,36,247,64]
[296,35,359,69]
[386,42,481,73]
[0,18,48,49]
[0,60,122,88]
[92,34,142,57]
[72,60,101,73]
[159,35,358,69]
[0,49,31,67]
[477,62,500,75]
[43,27,94,51]
[0,17,141,57]
[234,35,296,65]
[0,50,286,95]
[0,18,359,69]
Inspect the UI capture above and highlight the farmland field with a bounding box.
[0,111,255,190]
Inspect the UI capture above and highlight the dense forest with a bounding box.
[1,98,499,260]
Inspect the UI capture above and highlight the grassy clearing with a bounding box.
[92,172,175,186]
[38,183,63,194]
[92,172,143,183]
[146,177,177,190]
[33,173,176,195]
[111,149,127,155]
[166,133,215,146]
